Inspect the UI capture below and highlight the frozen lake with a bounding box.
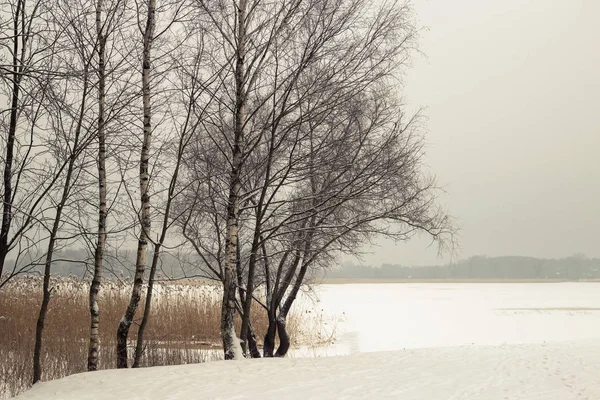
[293,282,600,356]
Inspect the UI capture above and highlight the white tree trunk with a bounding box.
[221,0,247,360]
[116,0,156,369]
[88,0,107,372]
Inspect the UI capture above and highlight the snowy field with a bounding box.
[15,341,600,399]
[14,282,600,399]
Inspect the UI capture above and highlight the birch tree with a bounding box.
[192,0,339,360]
[32,0,100,381]
[115,0,193,368]
[87,0,107,372]
[179,0,454,359]
[115,0,157,369]
[87,0,130,372]
[132,27,214,366]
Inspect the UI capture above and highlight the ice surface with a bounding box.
[292,282,600,355]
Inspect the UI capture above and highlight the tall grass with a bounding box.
[0,276,299,399]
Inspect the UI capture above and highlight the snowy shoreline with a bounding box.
[15,340,600,400]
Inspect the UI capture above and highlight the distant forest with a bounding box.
[12,251,600,281]
[326,256,600,280]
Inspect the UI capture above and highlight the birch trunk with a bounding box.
[264,250,291,357]
[234,239,260,358]
[132,99,191,367]
[88,0,107,372]
[240,211,262,355]
[273,131,318,358]
[245,321,261,358]
[274,315,290,357]
[274,263,307,357]
[132,243,158,367]
[33,66,90,384]
[221,0,247,360]
[222,161,242,360]
[263,318,277,358]
[240,129,277,355]
[116,0,156,369]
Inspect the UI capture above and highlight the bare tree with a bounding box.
[178,0,454,359]
[192,0,324,360]
[267,92,453,357]
[87,0,131,372]
[0,0,62,287]
[220,0,247,360]
[115,0,193,368]
[0,0,40,278]
[87,0,108,372]
[132,30,211,366]
[115,0,157,369]
[32,0,100,381]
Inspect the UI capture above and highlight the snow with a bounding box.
[230,326,244,360]
[14,340,600,399]
[295,283,600,355]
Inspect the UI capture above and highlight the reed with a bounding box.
[0,276,299,398]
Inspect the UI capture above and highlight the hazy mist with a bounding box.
[354,0,600,266]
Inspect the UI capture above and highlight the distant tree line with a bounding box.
[328,255,600,280]
[28,252,600,282]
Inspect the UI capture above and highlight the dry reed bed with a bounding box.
[0,276,302,399]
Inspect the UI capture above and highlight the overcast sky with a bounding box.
[353,0,600,266]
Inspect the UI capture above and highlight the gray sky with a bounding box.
[355,0,600,266]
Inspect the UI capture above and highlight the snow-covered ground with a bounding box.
[15,341,600,399]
